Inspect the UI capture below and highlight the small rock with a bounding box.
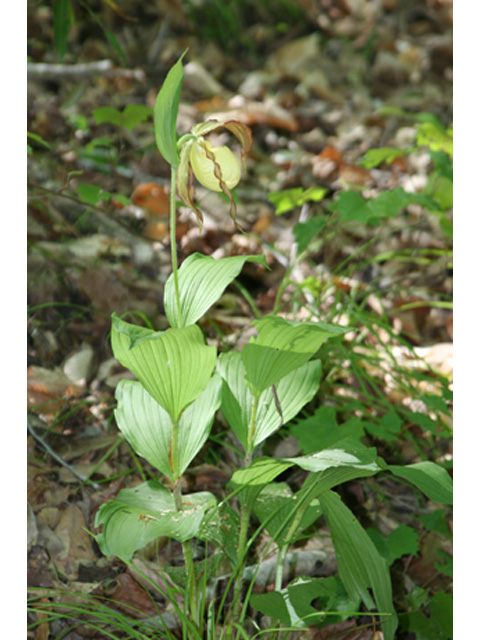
[183,60,228,97]
[63,342,95,387]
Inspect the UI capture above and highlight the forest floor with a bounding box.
[27,1,452,639]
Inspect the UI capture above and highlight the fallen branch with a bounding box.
[27,418,100,490]
[27,59,145,81]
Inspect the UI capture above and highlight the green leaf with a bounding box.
[251,575,360,628]
[404,591,452,640]
[217,352,323,450]
[430,150,453,181]
[387,461,453,505]
[293,217,328,254]
[94,480,216,559]
[230,457,294,487]
[368,188,412,219]
[111,314,155,348]
[434,549,453,578]
[104,29,126,65]
[253,482,322,546]
[331,190,372,224]
[164,252,268,328]
[27,131,51,149]
[439,215,453,238]
[419,509,452,538]
[379,107,446,131]
[75,184,105,205]
[268,188,305,215]
[290,407,366,453]
[111,314,217,422]
[364,412,403,442]
[154,50,188,167]
[319,490,398,640]
[121,104,153,130]
[255,359,323,447]
[92,106,123,127]
[361,147,411,169]
[297,460,381,507]
[196,502,240,564]
[331,187,420,225]
[216,351,252,450]
[283,442,379,474]
[114,375,222,480]
[405,410,442,434]
[53,0,72,61]
[424,173,453,211]
[268,186,328,215]
[92,105,153,130]
[241,315,348,394]
[367,525,419,566]
[231,440,380,488]
[416,122,453,158]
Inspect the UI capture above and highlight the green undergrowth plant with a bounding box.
[93,53,453,639]
[262,108,452,638]
[52,0,126,63]
[267,108,452,265]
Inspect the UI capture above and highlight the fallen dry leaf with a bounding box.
[106,571,160,618]
[31,596,51,640]
[27,366,83,414]
[51,504,96,579]
[77,267,130,320]
[131,182,170,218]
[337,161,374,187]
[413,342,453,377]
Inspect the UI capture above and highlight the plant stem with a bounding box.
[245,392,260,467]
[170,419,199,628]
[173,478,200,627]
[170,164,182,327]
[182,539,199,626]
[231,394,260,621]
[270,487,318,640]
[274,503,305,590]
[231,500,252,625]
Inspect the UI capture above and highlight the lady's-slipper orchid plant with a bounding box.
[94,52,453,639]
[176,119,253,230]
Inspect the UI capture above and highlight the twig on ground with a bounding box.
[27,418,100,490]
[27,60,145,81]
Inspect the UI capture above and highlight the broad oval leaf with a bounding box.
[217,351,323,450]
[115,380,173,479]
[177,373,223,473]
[114,374,222,481]
[95,480,216,559]
[217,351,252,449]
[241,315,348,394]
[164,252,268,328]
[154,50,187,167]
[231,440,380,488]
[253,359,322,447]
[231,457,294,487]
[111,314,216,422]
